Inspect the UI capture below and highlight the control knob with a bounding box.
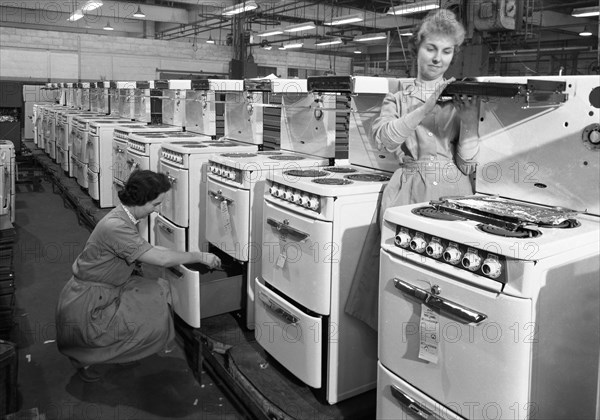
[307,197,319,210]
[394,230,411,248]
[410,235,427,253]
[283,189,294,201]
[269,185,278,196]
[426,240,444,259]
[462,249,482,271]
[292,192,303,204]
[443,245,462,265]
[482,256,502,278]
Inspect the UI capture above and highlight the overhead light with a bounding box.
[572,6,599,17]
[315,37,343,46]
[283,42,303,49]
[400,31,413,36]
[323,13,364,26]
[579,25,593,37]
[278,44,286,50]
[133,5,145,18]
[222,1,258,16]
[68,10,84,21]
[263,45,272,50]
[103,21,114,31]
[207,35,215,44]
[387,1,439,16]
[354,32,387,42]
[256,28,284,37]
[283,21,316,33]
[82,1,103,12]
[353,49,362,54]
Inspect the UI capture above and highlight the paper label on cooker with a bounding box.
[418,304,439,364]
[276,236,287,268]
[220,200,231,233]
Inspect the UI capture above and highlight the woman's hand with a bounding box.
[202,253,222,270]
[422,77,456,114]
[453,93,480,127]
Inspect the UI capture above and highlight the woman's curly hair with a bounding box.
[118,170,171,206]
[407,9,466,56]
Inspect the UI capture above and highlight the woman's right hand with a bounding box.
[202,253,222,270]
[422,77,455,114]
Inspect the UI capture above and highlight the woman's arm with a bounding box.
[374,78,455,151]
[137,247,221,269]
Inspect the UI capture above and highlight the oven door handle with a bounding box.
[266,218,310,241]
[258,291,299,324]
[390,385,444,420]
[394,278,487,325]
[208,190,234,204]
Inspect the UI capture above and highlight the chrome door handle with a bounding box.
[393,278,487,325]
[166,174,177,184]
[208,189,234,204]
[258,291,299,324]
[266,217,309,241]
[390,385,444,420]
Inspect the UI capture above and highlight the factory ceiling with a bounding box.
[0,0,598,61]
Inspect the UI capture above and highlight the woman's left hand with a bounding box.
[453,94,480,126]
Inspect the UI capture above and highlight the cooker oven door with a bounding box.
[261,198,332,315]
[159,160,188,228]
[205,176,250,261]
[86,134,98,171]
[154,214,186,251]
[112,139,128,183]
[379,248,532,419]
[254,277,323,388]
[377,362,464,420]
[72,127,85,161]
[75,159,88,189]
[126,150,147,174]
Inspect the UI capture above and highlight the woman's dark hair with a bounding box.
[408,9,466,56]
[118,170,171,206]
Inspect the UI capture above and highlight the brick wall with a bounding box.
[0,27,351,81]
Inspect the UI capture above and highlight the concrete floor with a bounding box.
[9,175,248,420]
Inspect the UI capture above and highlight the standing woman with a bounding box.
[56,170,221,382]
[345,9,481,331]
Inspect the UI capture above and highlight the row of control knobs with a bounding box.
[269,184,319,211]
[395,230,502,278]
[209,165,237,180]
[161,150,184,163]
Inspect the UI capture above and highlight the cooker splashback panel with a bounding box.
[475,75,600,215]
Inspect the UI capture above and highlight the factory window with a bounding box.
[257,66,277,77]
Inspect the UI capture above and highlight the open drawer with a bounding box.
[162,262,243,328]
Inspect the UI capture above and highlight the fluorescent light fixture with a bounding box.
[133,5,145,18]
[263,45,272,50]
[283,21,316,33]
[222,1,258,16]
[353,49,362,54]
[207,35,215,44]
[103,21,114,31]
[315,37,343,46]
[82,1,103,12]
[354,32,387,42]
[323,13,364,26]
[68,10,84,21]
[400,31,413,36]
[387,1,439,15]
[572,6,599,17]
[278,44,286,50]
[579,26,593,36]
[256,28,284,37]
[283,42,304,49]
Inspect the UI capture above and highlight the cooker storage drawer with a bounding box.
[377,362,465,420]
[162,263,243,328]
[87,168,99,200]
[254,277,323,389]
[159,161,189,227]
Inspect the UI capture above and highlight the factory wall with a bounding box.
[0,26,352,81]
